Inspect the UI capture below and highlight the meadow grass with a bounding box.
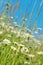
[0,21,43,65]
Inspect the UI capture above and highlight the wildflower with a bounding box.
[9,26,14,30]
[0,31,3,35]
[13,22,17,25]
[15,24,19,27]
[19,44,24,47]
[25,48,29,53]
[19,32,26,38]
[11,30,17,34]
[21,46,29,53]
[37,51,43,55]
[24,62,30,64]
[25,33,29,37]
[23,46,29,53]
[17,47,20,52]
[21,46,25,53]
[3,39,11,45]
[38,42,41,45]
[28,54,35,58]
[11,46,16,51]
[14,42,19,45]
[26,33,34,39]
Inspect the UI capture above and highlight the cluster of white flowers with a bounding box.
[14,41,29,53]
[14,42,19,45]
[9,26,14,30]
[11,46,16,51]
[11,30,17,34]
[21,46,29,53]
[3,38,11,45]
[18,44,24,47]
[37,51,43,55]
[28,54,35,58]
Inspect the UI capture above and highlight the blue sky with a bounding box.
[0,0,43,29]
